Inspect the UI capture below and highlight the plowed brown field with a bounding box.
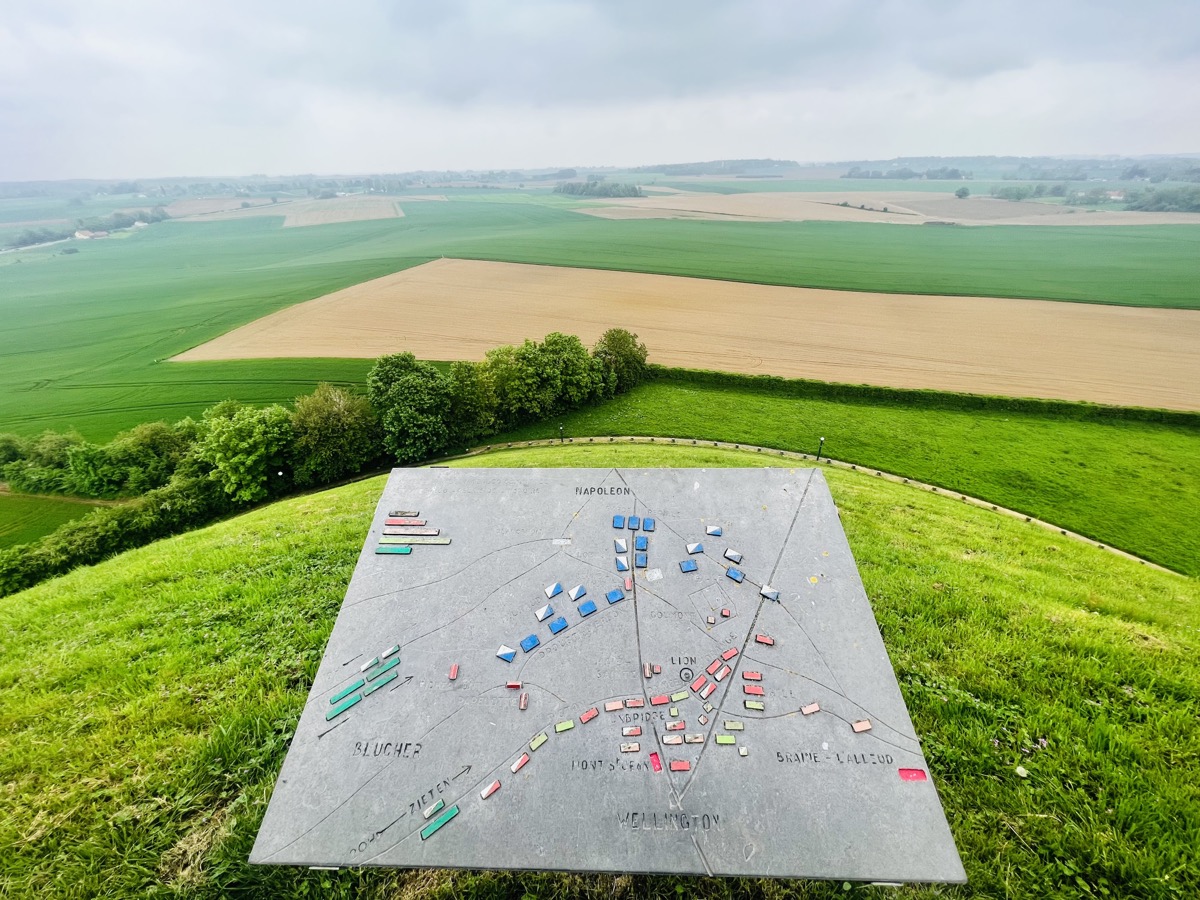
[172,258,1200,410]
[172,195,403,227]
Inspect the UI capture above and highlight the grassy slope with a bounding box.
[494,381,1200,577]
[1,199,1198,440]
[2,444,1198,900]
[0,492,100,547]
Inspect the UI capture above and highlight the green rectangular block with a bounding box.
[362,669,398,696]
[725,721,744,731]
[330,678,365,705]
[366,657,400,681]
[375,546,413,555]
[716,734,736,745]
[529,732,548,751]
[744,700,765,711]
[555,720,574,733]
[670,691,689,702]
[325,692,362,721]
[419,804,459,840]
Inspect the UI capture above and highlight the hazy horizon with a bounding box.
[3,0,1199,182]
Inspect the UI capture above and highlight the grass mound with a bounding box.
[2,444,1197,899]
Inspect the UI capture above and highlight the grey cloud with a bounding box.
[1,0,1198,179]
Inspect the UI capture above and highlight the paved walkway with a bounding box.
[443,434,1177,576]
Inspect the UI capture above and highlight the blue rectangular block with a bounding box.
[548,616,568,635]
[679,559,698,573]
[615,556,629,572]
[635,552,647,568]
[726,567,745,583]
[606,588,625,604]
[634,535,648,551]
[521,634,541,653]
[643,517,656,532]
[578,599,597,617]
[627,516,640,531]
[612,515,625,529]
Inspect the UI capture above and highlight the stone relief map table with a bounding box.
[251,468,965,883]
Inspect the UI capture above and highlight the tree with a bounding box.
[534,332,607,412]
[483,343,539,430]
[195,405,294,503]
[444,362,496,449]
[592,328,649,394]
[290,384,381,487]
[367,353,451,464]
[955,186,970,199]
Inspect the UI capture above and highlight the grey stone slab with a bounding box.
[251,468,965,883]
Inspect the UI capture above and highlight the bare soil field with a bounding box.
[577,191,1200,226]
[172,195,403,227]
[173,258,1200,410]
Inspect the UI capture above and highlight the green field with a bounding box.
[0,492,103,547]
[2,198,1198,442]
[3,445,1198,899]
[492,380,1200,576]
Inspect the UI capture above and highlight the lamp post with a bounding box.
[816,437,825,462]
[559,425,564,444]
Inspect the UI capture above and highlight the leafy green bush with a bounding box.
[592,327,648,395]
[67,420,198,498]
[1,430,85,494]
[445,361,497,449]
[367,353,452,464]
[195,405,294,503]
[290,384,382,487]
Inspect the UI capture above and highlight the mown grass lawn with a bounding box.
[2,444,1197,899]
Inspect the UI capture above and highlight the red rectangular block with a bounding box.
[742,671,762,681]
[580,707,599,724]
[385,518,426,526]
[721,647,739,661]
[669,760,691,772]
[754,634,775,646]
[650,694,669,706]
[448,663,459,681]
[743,684,765,696]
[690,675,707,693]
[706,659,722,675]
[899,768,928,782]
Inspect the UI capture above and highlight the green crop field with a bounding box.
[0,492,103,548]
[2,445,1197,899]
[2,198,1198,444]
[492,380,1200,577]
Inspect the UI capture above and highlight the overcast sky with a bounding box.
[2,0,1199,181]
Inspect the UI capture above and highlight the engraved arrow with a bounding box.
[388,675,415,691]
[452,764,472,781]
